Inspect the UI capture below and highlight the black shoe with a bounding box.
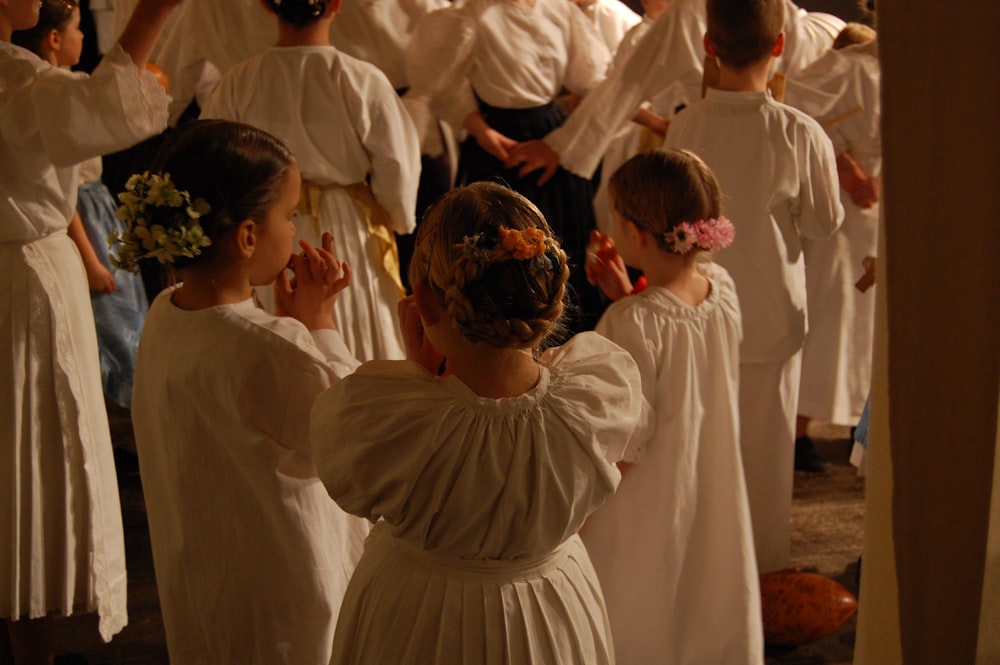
[794,435,830,473]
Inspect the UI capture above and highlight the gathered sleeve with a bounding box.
[2,45,169,167]
[311,360,453,523]
[540,331,647,470]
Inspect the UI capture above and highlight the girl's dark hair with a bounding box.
[409,182,570,350]
[151,119,294,269]
[264,0,331,29]
[10,0,78,53]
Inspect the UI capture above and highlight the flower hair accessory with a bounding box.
[662,216,735,254]
[108,172,212,273]
[459,225,559,275]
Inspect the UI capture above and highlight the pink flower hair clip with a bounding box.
[662,216,735,254]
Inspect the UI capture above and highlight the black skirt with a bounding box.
[458,99,603,333]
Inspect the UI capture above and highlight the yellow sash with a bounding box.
[298,179,405,297]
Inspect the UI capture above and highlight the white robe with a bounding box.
[311,332,644,665]
[663,88,842,571]
[131,288,369,665]
[202,46,421,361]
[547,0,844,178]
[585,263,763,665]
[788,41,881,424]
[0,43,168,638]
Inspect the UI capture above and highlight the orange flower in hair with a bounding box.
[499,226,546,260]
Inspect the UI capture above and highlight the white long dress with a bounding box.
[547,0,844,179]
[202,46,421,361]
[584,263,763,665]
[311,332,645,665]
[0,43,168,639]
[787,41,881,425]
[131,287,370,665]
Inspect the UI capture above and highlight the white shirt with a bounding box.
[664,89,844,362]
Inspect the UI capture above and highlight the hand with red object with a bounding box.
[836,151,880,209]
[585,230,633,301]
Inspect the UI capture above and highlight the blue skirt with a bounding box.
[78,180,148,408]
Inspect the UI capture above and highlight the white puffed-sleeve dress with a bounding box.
[311,332,644,665]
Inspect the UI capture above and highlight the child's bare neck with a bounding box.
[642,254,711,307]
[445,345,540,399]
[276,21,333,48]
[171,267,253,310]
[715,57,773,94]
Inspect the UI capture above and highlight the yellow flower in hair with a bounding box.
[499,226,546,260]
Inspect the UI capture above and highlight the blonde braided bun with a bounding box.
[409,182,570,350]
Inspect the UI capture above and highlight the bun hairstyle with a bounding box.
[610,150,724,253]
[264,0,331,29]
[409,182,570,350]
[149,119,294,269]
[10,0,78,53]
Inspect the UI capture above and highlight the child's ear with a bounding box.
[412,279,441,327]
[703,32,717,58]
[326,0,342,15]
[624,219,646,248]
[235,219,257,259]
[44,28,61,54]
[771,31,785,57]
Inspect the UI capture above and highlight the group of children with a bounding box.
[1,0,881,663]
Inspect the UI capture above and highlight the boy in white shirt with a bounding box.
[663,0,843,573]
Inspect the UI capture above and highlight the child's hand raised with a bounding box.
[585,230,633,301]
[275,233,351,331]
[398,295,445,375]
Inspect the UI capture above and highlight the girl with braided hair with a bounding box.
[311,181,646,664]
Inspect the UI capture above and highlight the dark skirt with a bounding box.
[458,100,603,333]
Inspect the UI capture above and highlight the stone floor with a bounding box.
[48,422,865,664]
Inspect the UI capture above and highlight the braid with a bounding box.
[411,183,569,350]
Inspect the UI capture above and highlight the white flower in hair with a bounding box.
[108,172,213,273]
